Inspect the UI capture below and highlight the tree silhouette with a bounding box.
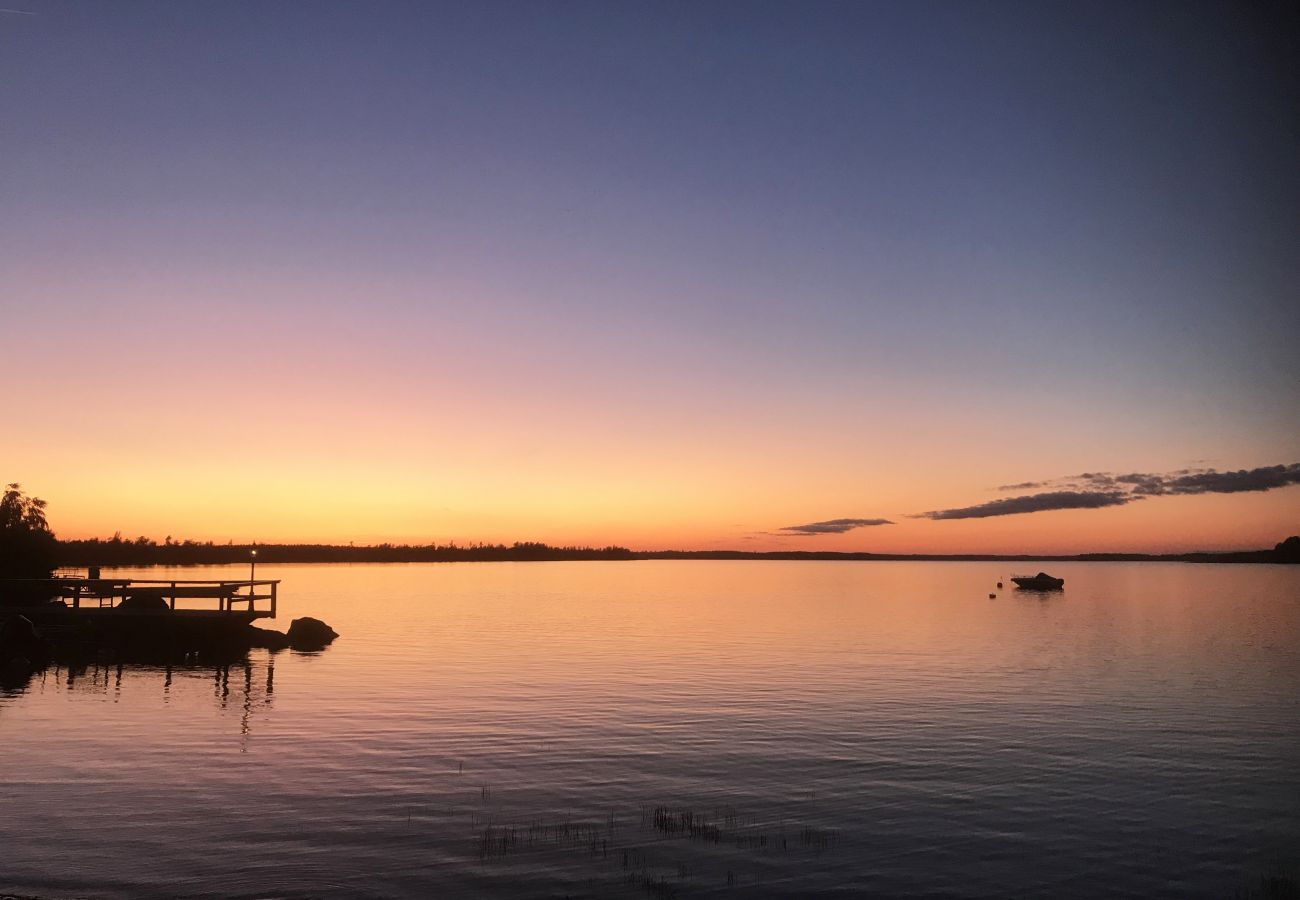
[1275,536,1300,563]
[0,483,58,580]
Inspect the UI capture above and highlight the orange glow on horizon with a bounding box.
[7,279,1296,555]
[20,461,1298,555]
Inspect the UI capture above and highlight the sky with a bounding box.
[2,1,1297,552]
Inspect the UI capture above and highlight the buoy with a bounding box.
[996,581,1003,589]
[988,593,996,599]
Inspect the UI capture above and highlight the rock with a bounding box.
[247,626,290,650]
[0,615,46,682]
[287,616,338,650]
[119,593,172,612]
[0,614,41,650]
[2,655,34,683]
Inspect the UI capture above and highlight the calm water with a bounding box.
[2,561,1297,898]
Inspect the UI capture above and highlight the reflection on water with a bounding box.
[19,655,277,748]
[1,561,1297,898]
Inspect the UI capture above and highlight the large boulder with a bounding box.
[2,654,36,686]
[247,625,290,650]
[287,616,338,650]
[119,593,172,612]
[0,614,42,655]
[0,614,48,676]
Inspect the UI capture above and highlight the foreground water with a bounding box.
[2,561,1297,898]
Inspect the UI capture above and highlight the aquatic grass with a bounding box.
[799,825,839,853]
[650,806,722,842]
[631,873,677,898]
[463,794,837,898]
[1236,872,1299,899]
[639,802,834,856]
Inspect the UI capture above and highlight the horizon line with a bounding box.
[49,534,1298,564]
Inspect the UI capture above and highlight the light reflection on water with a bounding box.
[1,560,1297,898]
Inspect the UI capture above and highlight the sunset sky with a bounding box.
[3,2,1297,552]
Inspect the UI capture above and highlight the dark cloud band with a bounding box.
[1050,463,1300,496]
[780,517,894,535]
[946,462,1300,520]
[1133,464,1300,495]
[918,491,1130,521]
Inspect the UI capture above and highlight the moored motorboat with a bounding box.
[1011,572,1065,590]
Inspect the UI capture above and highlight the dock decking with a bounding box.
[6,578,279,620]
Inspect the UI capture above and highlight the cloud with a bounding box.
[918,491,1131,521]
[947,462,1300,521]
[1069,464,1300,496]
[780,517,894,535]
[1147,464,1300,495]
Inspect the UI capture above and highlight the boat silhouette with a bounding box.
[1011,572,1065,590]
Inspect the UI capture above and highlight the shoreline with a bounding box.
[50,536,1298,568]
[57,549,1297,567]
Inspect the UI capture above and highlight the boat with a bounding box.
[1010,572,1064,590]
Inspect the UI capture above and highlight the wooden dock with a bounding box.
[3,577,279,620]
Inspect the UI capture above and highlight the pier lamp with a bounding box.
[250,548,257,587]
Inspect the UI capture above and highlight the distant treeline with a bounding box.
[57,537,635,566]
[642,545,1298,564]
[53,535,1300,567]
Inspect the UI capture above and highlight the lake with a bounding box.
[2,561,1297,898]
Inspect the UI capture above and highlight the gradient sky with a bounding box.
[3,1,1297,552]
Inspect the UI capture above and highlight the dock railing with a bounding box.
[26,578,279,618]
